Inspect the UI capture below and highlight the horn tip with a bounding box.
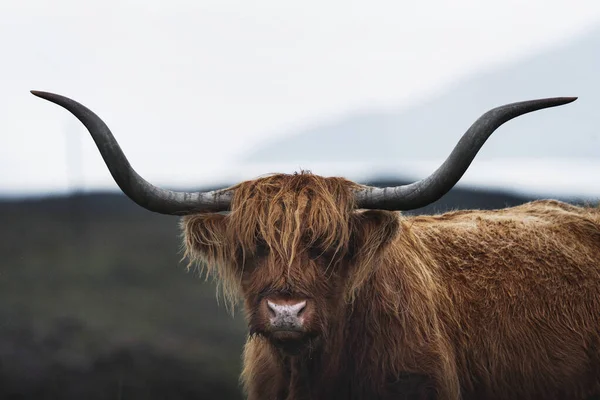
[546,96,578,107]
[31,90,65,104]
[30,90,49,98]
[562,96,578,104]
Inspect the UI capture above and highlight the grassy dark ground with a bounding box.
[0,180,581,399]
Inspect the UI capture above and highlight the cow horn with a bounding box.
[31,91,233,215]
[354,97,577,211]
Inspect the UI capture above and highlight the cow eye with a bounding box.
[308,246,327,260]
[255,241,270,258]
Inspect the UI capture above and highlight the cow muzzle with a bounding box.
[268,299,306,335]
[261,297,313,343]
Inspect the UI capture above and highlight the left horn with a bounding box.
[354,97,577,211]
[31,91,233,215]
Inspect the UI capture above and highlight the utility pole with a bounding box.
[64,119,88,256]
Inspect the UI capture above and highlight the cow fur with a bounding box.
[181,172,600,400]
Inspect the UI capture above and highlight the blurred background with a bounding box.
[1,1,600,399]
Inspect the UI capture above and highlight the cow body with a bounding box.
[181,175,600,400]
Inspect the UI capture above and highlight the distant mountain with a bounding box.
[244,27,600,164]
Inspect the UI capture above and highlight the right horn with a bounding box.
[31,91,234,215]
[354,97,577,211]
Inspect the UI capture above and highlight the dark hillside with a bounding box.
[0,192,246,399]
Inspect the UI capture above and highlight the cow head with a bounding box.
[181,173,399,354]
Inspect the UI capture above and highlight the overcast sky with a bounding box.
[2,1,600,195]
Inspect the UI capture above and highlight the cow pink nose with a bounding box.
[266,299,308,331]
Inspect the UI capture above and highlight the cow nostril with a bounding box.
[267,300,277,317]
[296,301,307,316]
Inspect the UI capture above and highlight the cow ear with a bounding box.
[180,213,241,309]
[350,209,399,256]
[181,213,230,262]
[346,210,400,298]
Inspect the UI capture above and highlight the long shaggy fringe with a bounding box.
[229,172,360,266]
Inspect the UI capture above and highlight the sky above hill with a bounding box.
[2,1,600,196]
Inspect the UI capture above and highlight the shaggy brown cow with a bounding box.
[31,91,600,400]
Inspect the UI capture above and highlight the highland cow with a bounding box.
[32,90,600,400]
